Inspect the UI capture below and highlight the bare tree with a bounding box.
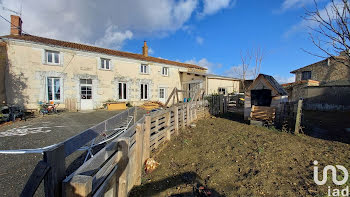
[231,47,264,93]
[303,0,350,66]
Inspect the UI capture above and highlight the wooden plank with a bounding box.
[294,99,303,134]
[134,123,143,186]
[20,161,50,197]
[142,115,151,163]
[44,143,65,197]
[186,103,190,126]
[71,141,119,177]
[174,106,179,135]
[65,175,92,197]
[165,111,171,141]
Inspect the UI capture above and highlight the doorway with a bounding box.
[80,79,93,110]
[159,87,167,104]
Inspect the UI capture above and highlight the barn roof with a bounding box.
[248,74,288,96]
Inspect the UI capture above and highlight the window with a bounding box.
[46,51,60,65]
[47,77,61,101]
[162,67,169,76]
[80,79,92,99]
[301,71,311,80]
[100,58,111,70]
[218,87,226,95]
[118,82,127,100]
[159,88,165,99]
[140,83,148,100]
[140,64,149,74]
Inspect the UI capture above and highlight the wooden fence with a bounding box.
[20,108,136,197]
[21,102,208,197]
[208,94,228,115]
[275,99,303,134]
[64,101,207,196]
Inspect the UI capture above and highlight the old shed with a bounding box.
[244,74,288,120]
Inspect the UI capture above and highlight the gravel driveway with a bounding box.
[0,109,132,196]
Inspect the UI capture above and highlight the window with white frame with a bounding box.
[218,87,226,95]
[80,79,92,99]
[46,50,60,65]
[118,82,127,100]
[100,58,111,70]
[140,64,149,74]
[47,77,61,101]
[140,83,148,100]
[159,88,165,99]
[162,67,169,76]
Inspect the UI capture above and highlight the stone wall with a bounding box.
[294,58,350,83]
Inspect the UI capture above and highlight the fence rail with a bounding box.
[19,102,208,197]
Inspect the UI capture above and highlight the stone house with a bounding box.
[205,74,240,95]
[0,15,208,111]
[283,52,350,110]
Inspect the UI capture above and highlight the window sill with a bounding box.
[139,73,150,75]
[44,63,63,66]
[161,74,169,77]
[99,67,112,71]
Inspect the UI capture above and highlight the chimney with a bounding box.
[142,41,148,57]
[10,15,22,36]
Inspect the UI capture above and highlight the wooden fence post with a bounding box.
[182,104,186,129]
[135,123,143,186]
[186,103,190,126]
[43,143,65,197]
[65,175,92,197]
[294,99,303,134]
[115,139,129,197]
[134,107,137,124]
[142,115,151,164]
[174,105,179,135]
[166,110,171,141]
[219,94,224,114]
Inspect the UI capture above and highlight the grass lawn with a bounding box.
[130,113,350,197]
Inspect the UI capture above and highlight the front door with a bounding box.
[159,87,166,104]
[80,79,93,110]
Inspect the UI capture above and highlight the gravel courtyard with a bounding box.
[0,110,126,196]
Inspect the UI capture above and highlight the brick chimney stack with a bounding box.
[142,41,148,57]
[10,15,22,36]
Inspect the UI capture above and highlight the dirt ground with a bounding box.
[130,113,350,197]
[0,110,128,197]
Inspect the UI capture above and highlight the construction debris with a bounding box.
[140,101,164,111]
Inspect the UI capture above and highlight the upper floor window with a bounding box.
[140,64,149,74]
[100,58,111,70]
[46,50,60,65]
[301,71,311,80]
[162,67,169,76]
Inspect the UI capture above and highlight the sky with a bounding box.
[0,0,333,83]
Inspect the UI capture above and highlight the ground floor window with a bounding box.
[118,82,127,100]
[140,83,148,100]
[218,87,226,95]
[159,88,165,99]
[47,77,61,101]
[80,79,92,99]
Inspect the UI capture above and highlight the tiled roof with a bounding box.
[260,74,288,96]
[1,34,207,70]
